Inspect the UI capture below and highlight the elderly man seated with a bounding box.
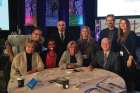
[85,37,121,74]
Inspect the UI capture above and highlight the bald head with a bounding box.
[101,37,111,52]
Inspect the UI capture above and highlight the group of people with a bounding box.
[5,14,138,93]
[99,14,137,90]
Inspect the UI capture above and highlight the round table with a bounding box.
[14,68,127,93]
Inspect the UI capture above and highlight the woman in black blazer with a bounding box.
[117,17,137,90]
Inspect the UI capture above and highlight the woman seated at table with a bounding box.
[8,39,44,93]
[41,39,57,69]
[85,37,121,74]
[59,41,83,69]
[77,26,97,67]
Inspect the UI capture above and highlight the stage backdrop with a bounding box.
[25,0,37,26]
[45,0,59,26]
[69,0,83,26]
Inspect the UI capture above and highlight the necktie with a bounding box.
[103,53,108,68]
[60,32,64,40]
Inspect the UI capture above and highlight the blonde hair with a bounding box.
[67,41,78,52]
[80,26,92,42]
[24,39,35,50]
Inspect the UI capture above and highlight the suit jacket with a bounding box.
[8,52,44,93]
[91,51,120,74]
[59,51,83,69]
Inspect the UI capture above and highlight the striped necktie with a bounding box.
[103,53,108,68]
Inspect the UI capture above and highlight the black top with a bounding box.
[118,31,137,59]
[26,53,32,71]
[77,38,97,67]
[118,31,137,77]
[70,56,77,64]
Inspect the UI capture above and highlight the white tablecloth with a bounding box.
[14,68,127,93]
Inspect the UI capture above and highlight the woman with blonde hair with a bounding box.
[59,41,83,69]
[8,39,44,93]
[77,26,97,67]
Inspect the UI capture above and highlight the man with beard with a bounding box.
[99,14,118,52]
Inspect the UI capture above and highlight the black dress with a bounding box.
[118,31,137,90]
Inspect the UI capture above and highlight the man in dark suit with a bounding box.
[47,20,72,66]
[99,14,118,52]
[86,37,120,74]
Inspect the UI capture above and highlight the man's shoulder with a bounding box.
[114,27,118,30]
[47,30,59,38]
[114,27,118,32]
[102,27,118,32]
[100,28,109,35]
[96,50,103,56]
[102,28,109,31]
